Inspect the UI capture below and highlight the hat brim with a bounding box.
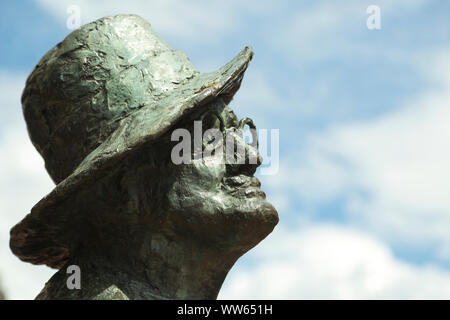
[10,46,254,269]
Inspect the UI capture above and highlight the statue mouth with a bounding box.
[222,170,279,228]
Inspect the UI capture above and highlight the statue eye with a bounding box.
[201,112,224,149]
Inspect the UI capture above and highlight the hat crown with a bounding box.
[22,15,198,184]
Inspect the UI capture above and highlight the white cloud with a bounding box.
[273,49,450,259]
[35,0,274,44]
[0,71,28,126]
[0,73,55,300]
[229,67,286,128]
[220,223,450,299]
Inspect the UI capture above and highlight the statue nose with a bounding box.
[242,141,263,175]
[238,118,258,149]
[225,117,262,175]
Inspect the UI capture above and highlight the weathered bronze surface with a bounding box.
[10,14,278,300]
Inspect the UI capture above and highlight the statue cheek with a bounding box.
[191,157,226,187]
[165,160,225,211]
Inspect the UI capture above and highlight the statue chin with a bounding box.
[232,196,279,232]
[223,174,279,226]
[223,199,278,255]
[173,195,278,252]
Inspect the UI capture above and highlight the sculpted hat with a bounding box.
[10,14,253,268]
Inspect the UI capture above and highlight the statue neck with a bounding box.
[36,231,240,300]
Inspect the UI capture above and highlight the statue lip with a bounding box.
[222,171,278,228]
[223,174,261,188]
[222,174,266,198]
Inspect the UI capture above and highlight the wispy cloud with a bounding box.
[220,222,450,299]
[270,0,426,63]
[270,49,450,260]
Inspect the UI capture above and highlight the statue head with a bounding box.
[10,15,278,282]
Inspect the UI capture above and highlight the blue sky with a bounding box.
[1,0,450,299]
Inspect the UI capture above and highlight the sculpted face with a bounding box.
[158,98,279,251]
[11,15,277,296]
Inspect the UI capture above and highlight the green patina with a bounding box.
[10,14,278,300]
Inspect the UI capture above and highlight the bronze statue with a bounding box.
[10,14,278,300]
